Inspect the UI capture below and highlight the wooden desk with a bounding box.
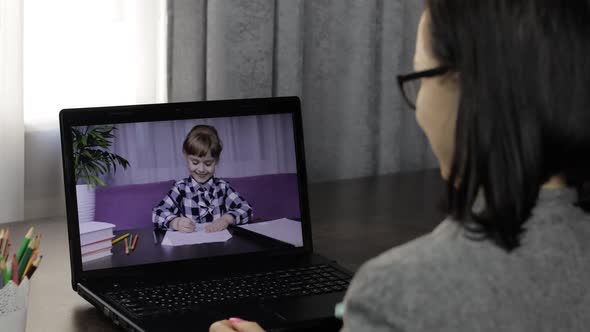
[4,169,445,331]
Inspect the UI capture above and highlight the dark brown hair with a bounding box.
[183,125,223,160]
[427,0,590,250]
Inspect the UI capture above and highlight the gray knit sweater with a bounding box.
[342,188,590,332]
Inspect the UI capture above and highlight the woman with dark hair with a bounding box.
[210,1,590,331]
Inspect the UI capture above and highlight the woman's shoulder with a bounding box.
[355,217,471,273]
[345,219,468,297]
[342,217,516,330]
[342,218,470,329]
[343,210,590,331]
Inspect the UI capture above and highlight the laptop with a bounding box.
[59,97,353,331]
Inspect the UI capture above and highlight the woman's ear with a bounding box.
[441,70,461,90]
[443,70,460,84]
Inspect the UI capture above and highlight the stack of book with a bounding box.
[79,221,115,263]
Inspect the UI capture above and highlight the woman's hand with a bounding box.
[170,217,196,233]
[209,318,265,332]
[205,214,233,232]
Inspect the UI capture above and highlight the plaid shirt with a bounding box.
[152,176,253,230]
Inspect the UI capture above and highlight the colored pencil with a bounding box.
[25,255,42,280]
[0,229,9,259]
[16,227,34,263]
[33,234,41,258]
[128,235,133,248]
[17,239,35,278]
[0,229,4,257]
[131,234,139,251]
[22,251,37,280]
[124,237,129,255]
[4,243,10,262]
[34,233,42,252]
[11,254,18,284]
[32,239,39,258]
[112,233,130,245]
[0,260,7,286]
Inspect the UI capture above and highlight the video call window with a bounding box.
[73,113,303,271]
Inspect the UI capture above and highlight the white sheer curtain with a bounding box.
[22,0,167,220]
[0,0,24,224]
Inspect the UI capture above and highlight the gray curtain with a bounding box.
[167,0,437,182]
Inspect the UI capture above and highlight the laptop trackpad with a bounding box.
[205,303,281,324]
[146,304,280,331]
[263,293,343,321]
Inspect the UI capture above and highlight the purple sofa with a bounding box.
[94,173,301,230]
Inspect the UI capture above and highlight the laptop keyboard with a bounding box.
[105,264,351,317]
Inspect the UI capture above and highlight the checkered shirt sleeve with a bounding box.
[152,182,184,230]
[222,181,253,225]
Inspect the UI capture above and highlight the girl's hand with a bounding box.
[205,215,233,232]
[171,217,196,233]
[209,318,265,332]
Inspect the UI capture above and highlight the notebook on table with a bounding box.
[59,97,353,331]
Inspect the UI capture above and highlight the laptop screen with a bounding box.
[71,112,303,271]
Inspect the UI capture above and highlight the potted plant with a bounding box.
[72,125,130,223]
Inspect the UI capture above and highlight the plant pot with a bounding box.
[76,184,96,223]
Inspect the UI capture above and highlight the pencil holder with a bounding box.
[0,278,30,332]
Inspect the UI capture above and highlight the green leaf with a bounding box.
[92,176,105,186]
[90,160,108,174]
[71,124,128,186]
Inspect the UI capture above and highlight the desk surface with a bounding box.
[83,225,295,271]
[5,170,445,332]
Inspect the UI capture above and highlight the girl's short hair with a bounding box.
[426,0,590,250]
[183,125,223,160]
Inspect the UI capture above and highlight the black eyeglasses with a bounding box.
[397,66,450,110]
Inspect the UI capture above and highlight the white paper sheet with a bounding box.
[238,218,303,247]
[161,224,232,246]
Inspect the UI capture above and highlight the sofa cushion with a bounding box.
[226,173,300,222]
[95,180,175,230]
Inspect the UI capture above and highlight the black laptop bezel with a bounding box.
[59,97,314,289]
